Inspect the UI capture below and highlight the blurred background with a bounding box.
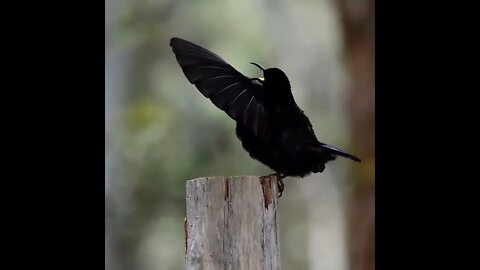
[105,0,374,269]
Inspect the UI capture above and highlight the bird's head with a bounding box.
[250,62,291,87]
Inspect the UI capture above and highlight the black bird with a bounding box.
[170,37,360,196]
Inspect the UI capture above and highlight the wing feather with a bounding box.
[170,37,268,136]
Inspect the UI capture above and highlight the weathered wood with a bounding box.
[185,175,281,270]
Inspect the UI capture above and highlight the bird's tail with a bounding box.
[320,144,361,162]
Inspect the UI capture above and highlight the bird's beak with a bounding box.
[250,62,265,72]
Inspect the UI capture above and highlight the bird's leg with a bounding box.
[277,173,285,198]
[260,172,286,198]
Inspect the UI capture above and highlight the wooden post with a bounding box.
[185,175,281,270]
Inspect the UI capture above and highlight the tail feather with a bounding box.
[320,144,361,162]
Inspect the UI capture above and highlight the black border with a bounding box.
[376,1,476,269]
[6,1,105,268]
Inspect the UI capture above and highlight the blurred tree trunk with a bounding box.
[337,0,375,270]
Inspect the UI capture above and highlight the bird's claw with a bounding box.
[261,173,286,198]
[277,176,285,198]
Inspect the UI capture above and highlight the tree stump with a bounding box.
[185,175,281,270]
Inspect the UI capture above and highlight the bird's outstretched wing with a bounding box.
[170,37,268,136]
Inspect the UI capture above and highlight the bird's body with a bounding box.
[169,37,360,192]
[235,102,331,178]
[235,70,330,177]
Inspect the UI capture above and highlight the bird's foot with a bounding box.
[260,172,286,198]
[277,176,285,198]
